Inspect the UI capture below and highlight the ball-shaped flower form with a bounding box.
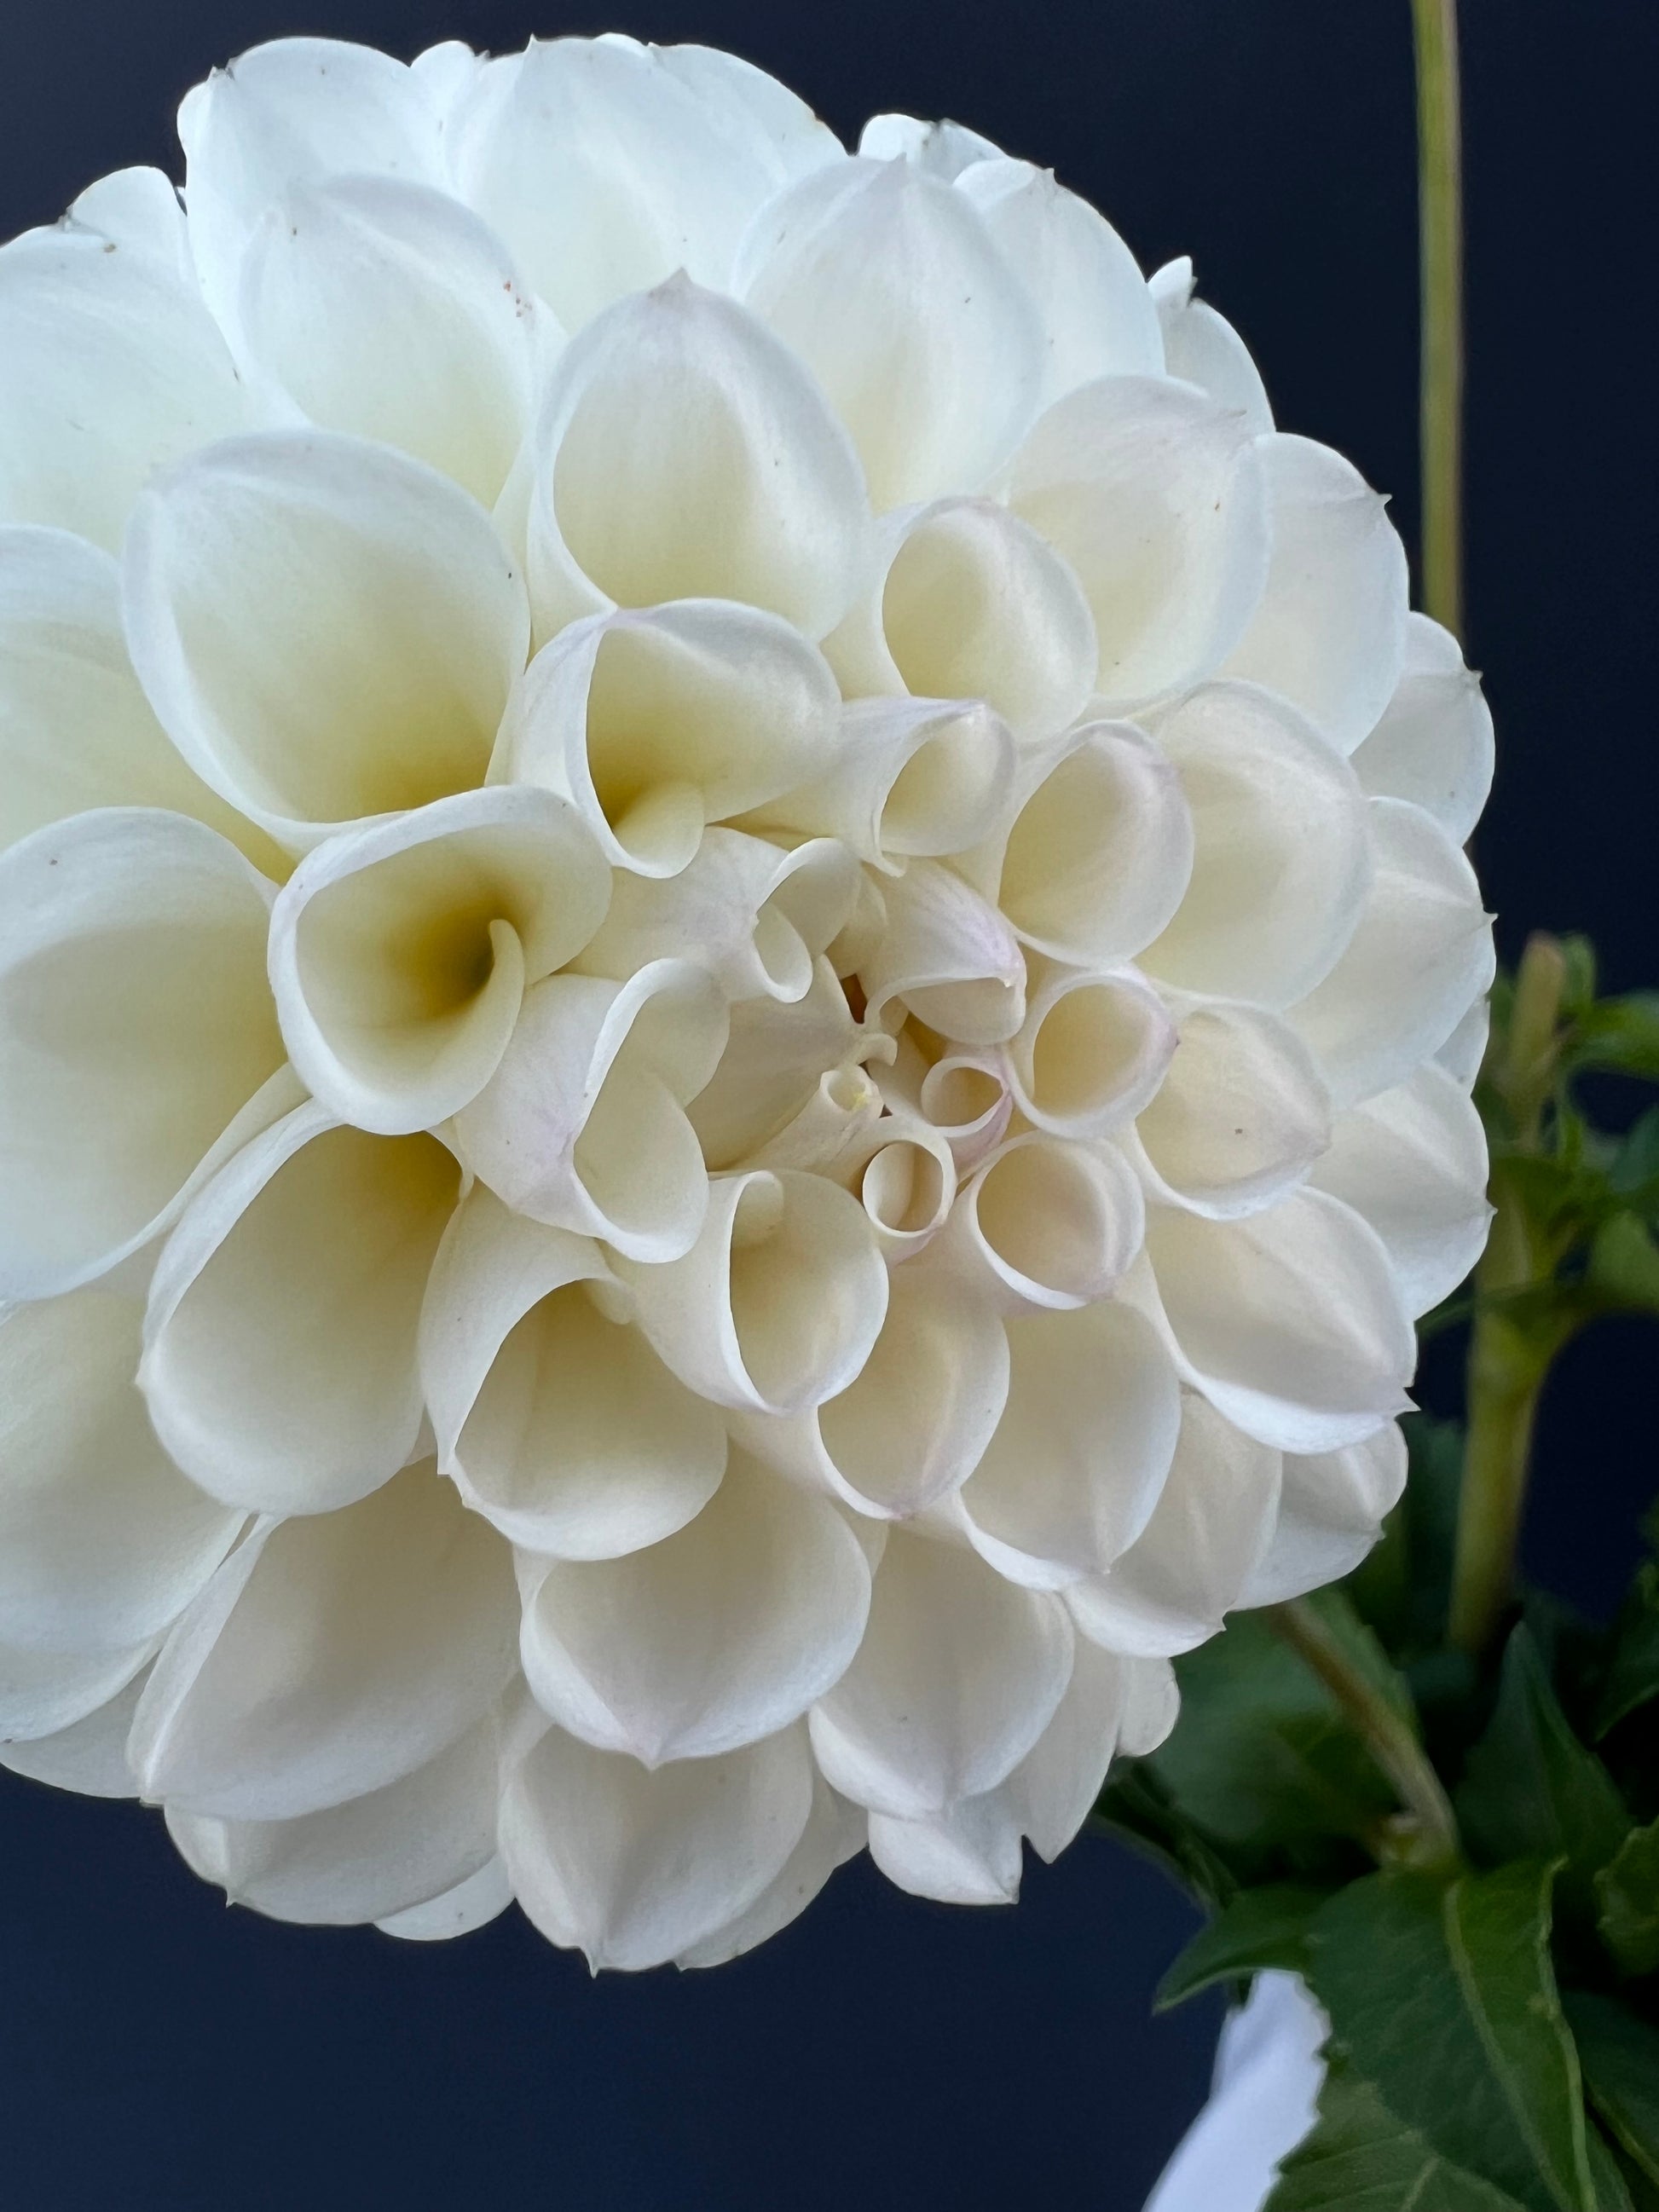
[0,35,1494,1966]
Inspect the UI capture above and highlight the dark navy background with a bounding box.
[1,4,1653,2206]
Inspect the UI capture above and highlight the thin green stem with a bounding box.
[1412,0,1465,638]
[1267,1599,1460,1874]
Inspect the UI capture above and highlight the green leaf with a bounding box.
[1598,1566,1659,1739]
[1090,1761,1240,1910]
[1154,1883,1326,2009]
[1596,1818,1659,1978]
[1455,1626,1632,1919]
[1610,1110,1659,1213]
[1565,1995,1659,2187]
[1306,1863,1595,2212]
[1565,995,1659,1083]
[1586,2128,1639,2212]
[1350,1414,1464,1655]
[1585,1215,1659,1318]
[1265,2068,1529,2211]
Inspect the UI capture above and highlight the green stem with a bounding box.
[1412,0,1465,638]
[1267,1599,1460,1873]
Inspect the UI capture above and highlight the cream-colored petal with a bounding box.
[856,1110,958,1259]
[688,957,870,1170]
[914,1048,1015,1173]
[858,859,1026,1045]
[1134,1002,1333,1219]
[939,1132,1146,1316]
[1241,1424,1408,1608]
[1003,963,1177,1138]
[676,1770,864,1967]
[0,1666,147,1797]
[1350,613,1494,846]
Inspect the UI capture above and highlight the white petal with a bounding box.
[165,1718,499,1926]
[1140,681,1372,1008]
[0,1291,241,1655]
[500,598,843,876]
[959,1301,1182,1586]
[453,961,725,1263]
[913,1049,1015,1174]
[743,1062,887,1175]
[500,1720,815,1971]
[131,1464,517,1819]
[857,1111,958,1259]
[688,956,868,1170]
[1150,257,1272,437]
[1118,1654,1182,1754]
[240,175,541,505]
[141,1106,460,1515]
[1241,1423,1408,1607]
[1067,1394,1282,1655]
[1003,1637,1136,1860]
[1306,1061,1491,1314]
[676,1771,864,1967]
[955,158,1163,399]
[1006,376,1269,707]
[1142,1188,1417,1453]
[1437,992,1491,1091]
[269,786,610,1134]
[124,430,529,850]
[858,859,1026,1044]
[0,1666,147,1797]
[1004,964,1177,1138]
[858,113,1004,176]
[616,1169,889,1416]
[1350,611,1494,844]
[0,225,262,552]
[419,1186,724,1557]
[68,167,192,274]
[0,809,286,1302]
[809,1526,1072,1818]
[0,1636,154,1745]
[939,1132,1146,1316]
[525,278,870,641]
[1222,433,1409,753]
[737,157,1044,508]
[1134,1003,1333,1219]
[1289,797,1494,1108]
[869,1794,1024,1905]
[377,1852,514,1941]
[519,1451,869,1764]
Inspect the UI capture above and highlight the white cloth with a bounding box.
[1144,1971,1328,2212]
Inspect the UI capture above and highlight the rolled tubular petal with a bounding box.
[1289,797,1494,1109]
[0,1666,148,1797]
[453,960,726,1262]
[0,808,286,1302]
[500,1719,816,1972]
[269,785,610,1135]
[808,1526,1073,1819]
[858,860,1026,1045]
[1240,1423,1408,1607]
[1142,1187,1416,1454]
[124,430,529,848]
[165,1719,500,1926]
[942,1132,1146,1315]
[526,279,870,640]
[141,1105,460,1515]
[1306,1062,1491,1315]
[518,1450,870,1764]
[0,1293,242,1655]
[1150,257,1273,437]
[737,157,1044,508]
[1134,1002,1333,1219]
[1066,1393,1283,1657]
[616,1168,889,1416]
[1003,964,1177,1138]
[687,958,867,1170]
[857,1111,957,1259]
[746,695,1014,875]
[419,1187,725,1556]
[959,1301,1182,1588]
[130,1463,517,1820]
[575,829,858,1006]
[1350,614,1494,845]
[1222,433,1410,753]
[743,1062,887,1176]
[677,1770,864,1967]
[499,598,844,877]
[1140,681,1372,1008]
[1006,376,1269,707]
[915,1050,1015,1173]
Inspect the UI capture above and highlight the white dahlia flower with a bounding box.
[0,33,1495,1969]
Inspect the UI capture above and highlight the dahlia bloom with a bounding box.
[0,34,1494,1968]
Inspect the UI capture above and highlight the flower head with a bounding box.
[0,34,1494,1967]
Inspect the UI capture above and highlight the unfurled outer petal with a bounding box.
[0,1292,241,1655]
[377,1854,514,1942]
[499,599,843,876]
[616,1169,889,1416]
[1006,376,1269,707]
[419,1187,725,1556]
[858,113,1003,176]
[809,1525,1073,1818]
[0,225,263,551]
[0,1666,147,1796]
[500,1719,816,1972]
[939,1132,1146,1316]
[68,166,194,274]
[453,961,725,1262]
[1141,1188,1416,1454]
[1134,1003,1332,1219]
[131,1464,517,1820]
[141,1105,460,1515]
[526,279,870,641]
[867,1793,1023,1906]
[1222,434,1409,752]
[1241,1424,1408,1608]
[677,1770,864,1967]
[959,1302,1182,1588]
[165,1719,499,1926]
[269,785,610,1135]
[1149,257,1272,437]
[1066,1393,1281,1657]
[1306,1062,1491,1314]
[737,157,1045,508]
[1140,681,1372,1008]
[124,430,529,849]
[519,1450,869,1764]
[1003,964,1177,1138]
[449,37,838,330]
[858,860,1026,1044]
[0,1636,155,1746]
[1437,994,1492,1092]
[1350,612,1494,846]
[0,809,286,1302]
[1289,796,1494,1108]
